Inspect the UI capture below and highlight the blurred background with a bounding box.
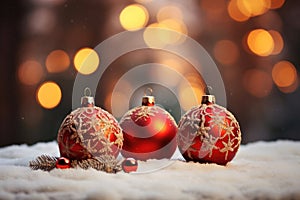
[0,0,299,147]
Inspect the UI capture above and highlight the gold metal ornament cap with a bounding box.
[142,96,155,106]
[81,88,95,107]
[142,88,155,106]
[201,95,216,104]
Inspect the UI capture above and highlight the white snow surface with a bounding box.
[0,140,300,200]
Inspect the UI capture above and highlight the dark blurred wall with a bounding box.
[0,1,24,146]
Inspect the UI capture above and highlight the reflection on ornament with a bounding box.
[55,157,71,169]
[122,158,138,173]
[177,94,241,165]
[57,88,123,171]
[120,89,177,161]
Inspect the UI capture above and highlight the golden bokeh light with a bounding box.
[160,19,187,34]
[178,73,205,111]
[270,0,285,9]
[18,60,44,86]
[46,49,70,73]
[179,83,204,111]
[272,60,297,88]
[278,78,298,94]
[160,19,187,43]
[243,69,273,98]
[143,23,166,49]
[143,20,187,48]
[157,5,183,22]
[247,29,274,56]
[119,4,149,31]
[237,0,271,17]
[268,30,284,55]
[37,81,62,109]
[213,40,239,65]
[228,0,250,22]
[74,48,99,75]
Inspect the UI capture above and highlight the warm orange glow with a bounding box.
[270,0,285,9]
[247,29,274,56]
[160,19,187,43]
[278,78,298,94]
[160,19,187,34]
[179,84,204,111]
[201,0,226,14]
[157,5,183,22]
[46,49,70,73]
[213,40,239,65]
[228,0,250,22]
[119,4,149,31]
[243,69,273,98]
[143,20,187,48]
[143,23,166,49]
[152,118,165,133]
[269,30,284,55]
[178,76,204,111]
[18,60,44,86]
[37,81,62,109]
[237,0,270,17]
[159,58,186,74]
[272,60,297,88]
[74,48,99,75]
[185,73,205,89]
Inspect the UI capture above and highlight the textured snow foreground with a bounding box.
[0,140,300,200]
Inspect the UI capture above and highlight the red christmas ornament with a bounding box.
[55,157,71,169]
[120,89,177,161]
[57,88,123,164]
[177,95,241,165]
[122,158,138,173]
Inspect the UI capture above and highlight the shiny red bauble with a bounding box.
[57,94,123,161]
[177,95,241,165]
[55,157,71,169]
[120,95,177,161]
[122,158,138,173]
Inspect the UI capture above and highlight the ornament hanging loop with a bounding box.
[144,87,153,96]
[205,86,213,95]
[81,87,94,107]
[84,87,92,97]
[142,87,155,106]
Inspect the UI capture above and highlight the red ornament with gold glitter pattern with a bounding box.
[177,95,241,165]
[57,88,123,164]
[120,90,177,161]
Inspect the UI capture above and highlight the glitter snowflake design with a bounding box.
[119,106,159,124]
[58,107,123,169]
[177,104,241,162]
[133,106,158,122]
